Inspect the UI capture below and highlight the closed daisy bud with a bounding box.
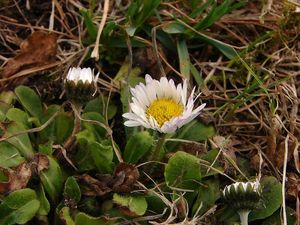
[123,74,206,133]
[64,67,99,103]
[222,180,261,225]
[222,181,261,210]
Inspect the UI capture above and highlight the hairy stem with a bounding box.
[151,133,167,162]
[63,102,82,150]
[238,210,250,225]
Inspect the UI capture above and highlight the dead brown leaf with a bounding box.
[75,163,140,197]
[133,45,168,78]
[286,173,300,200]
[76,174,112,197]
[0,31,58,88]
[31,153,50,175]
[0,162,32,195]
[111,163,139,193]
[274,140,295,169]
[182,142,206,156]
[0,153,49,195]
[266,115,281,164]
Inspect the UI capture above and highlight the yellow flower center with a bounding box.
[146,98,183,127]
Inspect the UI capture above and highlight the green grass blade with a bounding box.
[177,38,191,79]
[190,0,214,18]
[81,10,97,42]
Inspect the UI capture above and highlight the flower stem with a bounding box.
[238,210,250,225]
[64,102,82,150]
[151,133,167,162]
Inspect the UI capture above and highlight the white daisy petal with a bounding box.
[122,112,139,120]
[65,67,96,85]
[145,74,153,84]
[145,81,157,102]
[124,120,142,127]
[154,80,164,98]
[182,79,188,105]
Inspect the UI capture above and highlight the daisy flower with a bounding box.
[123,74,206,133]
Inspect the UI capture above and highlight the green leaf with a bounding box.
[76,129,96,144]
[89,141,114,173]
[194,0,231,30]
[190,0,214,18]
[0,188,40,225]
[40,105,73,144]
[38,105,60,142]
[64,177,81,204]
[126,0,161,36]
[178,120,215,142]
[81,112,107,141]
[0,170,8,182]
[36,184,50,216]
[249,176,282,221]
[200,149,224,177]
[0,109,6,122]
[84,97,117,120]
[60,207,75,225]
[194,31,238,59]
[190,63,204,87]
[75,130,96,171]
[54,112,74,144]
[113,194,148,216]
[177,38,190,80]
[75,212,114,225]
[3,122,34,159]
[102,21,119,40]
[0,91,15,121]
[163,19,238,59]
[217,205,239,222]
[0,141,25,168]
[124,131,154,164]
[6,108,30,127]
[40,156,63,203]
[164,151,201,189]
[161,22,186,34]
[145,26,176,52]
[145,192,168,214]
[262,207,296,225]
[38,141,54,155]
[15,86,43,120]
[192,178,220,215]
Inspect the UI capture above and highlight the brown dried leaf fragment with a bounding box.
[31,153,50,175]
[266,115,281,164]
[182,142,206,156]
[274,140,295,169]
[133,45,168,78]
[0,31,58,88]
[111,163,139,193]
[76,174,111,197]
[75,163,139,197]
[0,162,32,195]
[286,173,300,200]
[0,153,49,195]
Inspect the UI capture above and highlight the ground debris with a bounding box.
[0,31,58,89]
[0,154,49,195]
[76,163,139,197]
